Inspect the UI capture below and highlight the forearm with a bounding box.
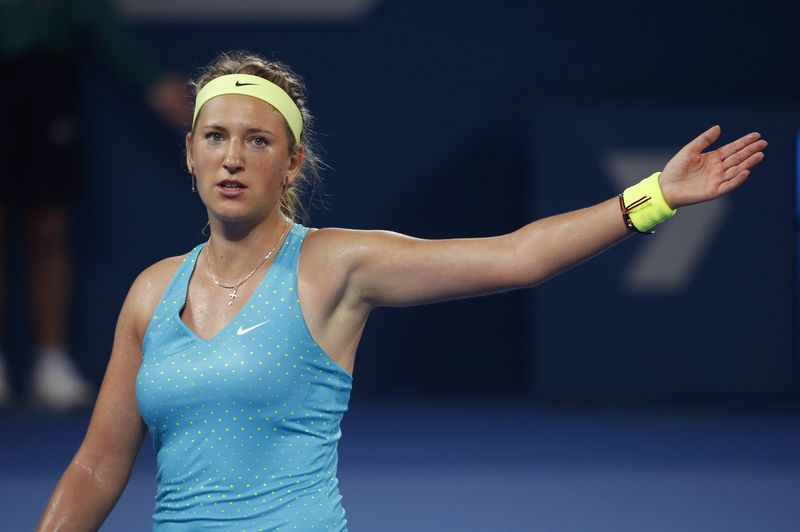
[37,454,131,532]
[509,196,631,288]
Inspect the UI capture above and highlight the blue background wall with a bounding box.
[7,0,797,400]
[530,106,796,397]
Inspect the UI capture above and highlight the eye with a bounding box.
[205,131,224,142]
[250,136,269,147]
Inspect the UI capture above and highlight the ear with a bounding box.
[286,145,305,186]
[185,132,194,172]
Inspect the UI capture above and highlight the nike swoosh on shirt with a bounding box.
[237,320,271,335]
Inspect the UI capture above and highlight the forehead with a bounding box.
[196,94,285,130]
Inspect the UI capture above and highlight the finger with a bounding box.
[717,132,763,160]
[722,151,765,180]
[718,169,750,196]
[685,125,721,153]
[722,139,768,169]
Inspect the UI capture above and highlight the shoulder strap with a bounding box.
[142,242,205,349]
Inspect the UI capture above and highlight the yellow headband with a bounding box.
[193,74,303,144]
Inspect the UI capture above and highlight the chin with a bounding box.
[209,205,253,223]
[208,204,272,226]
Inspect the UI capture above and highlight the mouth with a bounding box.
[217,179,247,190]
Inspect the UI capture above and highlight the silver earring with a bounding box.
[191,172,197,193]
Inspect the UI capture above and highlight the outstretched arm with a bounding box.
[340,126,766,309]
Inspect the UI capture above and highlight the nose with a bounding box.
[223,139,245,174]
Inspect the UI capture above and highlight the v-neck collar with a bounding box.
[176,223,295,344]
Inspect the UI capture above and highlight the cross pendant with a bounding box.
[227,289,239,306]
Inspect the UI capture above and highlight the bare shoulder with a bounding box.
[302,226,358,249]
[126,255,187,339]
[131,255,185,297]
[298,227,355,284]
[299,227,421,311]
[300,226,426,283]
[302,226,416,261]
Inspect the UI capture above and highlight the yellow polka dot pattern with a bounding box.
[136,224,353,530]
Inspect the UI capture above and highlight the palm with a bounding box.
[659,125,767,209]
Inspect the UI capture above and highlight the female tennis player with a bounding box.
[37,51,766,531]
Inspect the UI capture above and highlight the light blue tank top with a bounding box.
[136,223,353,531]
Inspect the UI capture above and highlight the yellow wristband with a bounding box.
[622,172,677,233]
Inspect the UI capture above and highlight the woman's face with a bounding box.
[186,94,302,225]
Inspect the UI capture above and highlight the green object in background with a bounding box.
[0,0,159,92]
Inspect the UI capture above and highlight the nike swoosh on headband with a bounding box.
[237,320,271,335]
[193,74,303,144]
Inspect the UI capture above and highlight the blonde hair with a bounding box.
[190,51,323,223]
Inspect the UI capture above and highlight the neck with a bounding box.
[206,211,290,280]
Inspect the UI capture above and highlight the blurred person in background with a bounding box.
[36,51,767,530]
[0,0,188,411]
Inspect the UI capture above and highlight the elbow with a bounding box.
[504,230,551,290]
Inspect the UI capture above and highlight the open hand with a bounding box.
[658,125,767,209]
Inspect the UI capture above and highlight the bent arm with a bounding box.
[36,261,174,531]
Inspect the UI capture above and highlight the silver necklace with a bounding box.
[205,220,291,305]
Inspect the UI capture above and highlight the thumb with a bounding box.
[684,125,721,153]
